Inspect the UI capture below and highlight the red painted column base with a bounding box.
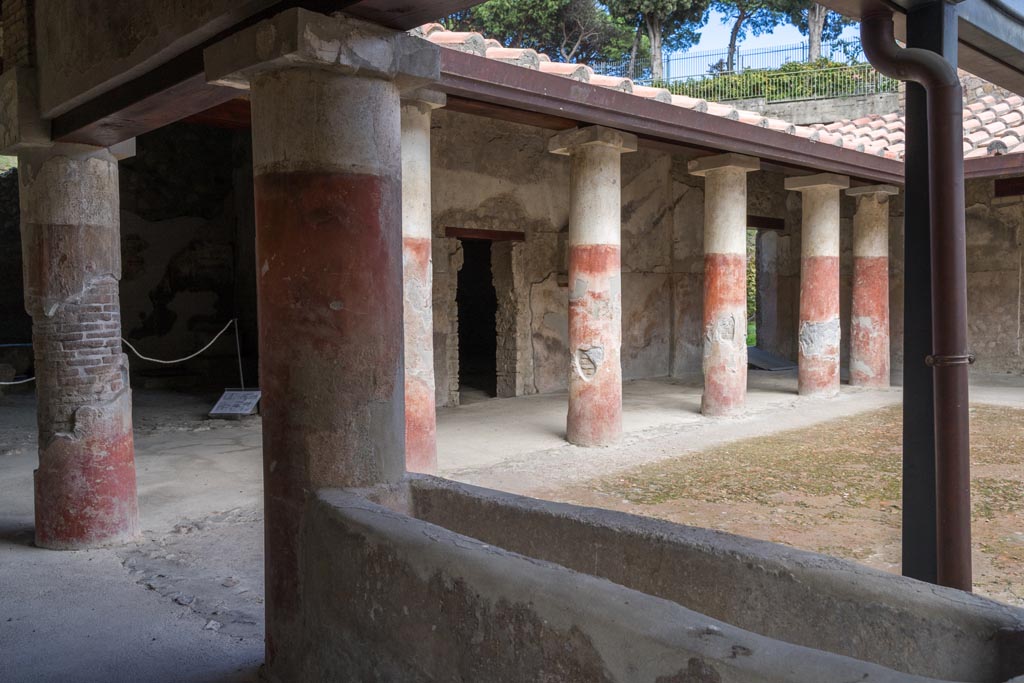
[850,256,890,388]
[567,244,622,447]
[702,253,748,416]
[798,256,841,398]
[33,392,138,549]
[403,235,437,473]
[405,377,437,473]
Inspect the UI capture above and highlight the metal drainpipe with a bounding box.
[860,1,973,592]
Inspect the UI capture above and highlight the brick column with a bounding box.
[401,90,444,474]
[549,126,636,446]
[689,153,759,416]
[205,10,439,677]
[19,145,138,549]
[786,173,850,398]
[847,185,898,388]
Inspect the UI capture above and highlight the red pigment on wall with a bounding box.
[702,253,747,416]
[850,255,889,387]
[799,255,841,396]
[567,244,622,446]
[254,171,404,636]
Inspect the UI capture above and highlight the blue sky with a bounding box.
[688,9,859,52]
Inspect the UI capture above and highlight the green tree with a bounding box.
[444,0,635,63]
[773,1,853,61]
[607,0,710,81]
[711,0,786,72]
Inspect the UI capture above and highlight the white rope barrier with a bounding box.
[0,319,244,387]
[0,376,37,386]
[120,319,237,365]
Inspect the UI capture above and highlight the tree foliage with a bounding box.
[773,1,853,60]
[444,0,637,63]
[606,0,710,81]
[710,0,785,72]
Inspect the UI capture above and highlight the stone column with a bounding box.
[401,90,444,474]
[688,153,759,416]
[785,173,850,398]
[549,126,637,446]
[847,185,898,388]
[205,9,439,675]
[19,144,138,549]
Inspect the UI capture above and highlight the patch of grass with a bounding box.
[592,403,1024,514]
[973,478,1024,519]
[594,406,904,507]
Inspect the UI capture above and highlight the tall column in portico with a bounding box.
[549,126,636,446]
[689,153,759,416]
[786,173,850,398]
[847,185,898,388]
[401,90,444,474]
[19,144,139,550]
[205,9,439,672]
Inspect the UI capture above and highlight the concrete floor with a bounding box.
[1,371,1021,682]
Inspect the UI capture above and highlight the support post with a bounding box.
[786,173,850,398]
[903,0,959,586]
[549,126,637,446]
[19,144,139,549]
[689,153,759,416]
[205,10,440,676]
[847,185,898,388]
[401,89,445,474]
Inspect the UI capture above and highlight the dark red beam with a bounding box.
[437,50,904,185]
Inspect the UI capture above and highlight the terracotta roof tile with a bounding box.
[417,23,1024,164]
[669,95,708,112]
[704,103,739,119]
[631,85,673,103]
[425,30,486,56]
[588,74,633,92]
[538,61,592,81]
[485,47,540,69]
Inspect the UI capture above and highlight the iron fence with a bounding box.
[592,38,868,84]
[669,63,899,103]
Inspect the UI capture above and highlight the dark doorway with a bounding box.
[457,239,498,402]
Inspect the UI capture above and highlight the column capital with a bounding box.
[784,173,850,192]
[401,88,447,112]
[687,152,759,177]
[549,126,637,156]
[204,9,440,92]
[846,184,900,199]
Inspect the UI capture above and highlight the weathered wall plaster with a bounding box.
[117,123,255,388]
[431,111,678,404]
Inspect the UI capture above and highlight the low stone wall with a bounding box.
[727,93,900,126]
[410,477,1024,683]
[277,479,1024,683]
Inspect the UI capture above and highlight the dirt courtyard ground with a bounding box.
[547,403,1024,606]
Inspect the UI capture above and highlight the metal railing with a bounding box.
[669,64,899,103]
[591,38,868,84]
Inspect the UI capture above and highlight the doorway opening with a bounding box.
[457,238,498,403]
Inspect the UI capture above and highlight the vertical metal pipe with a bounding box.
[901,0,958,585]
[860,1,973,591]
